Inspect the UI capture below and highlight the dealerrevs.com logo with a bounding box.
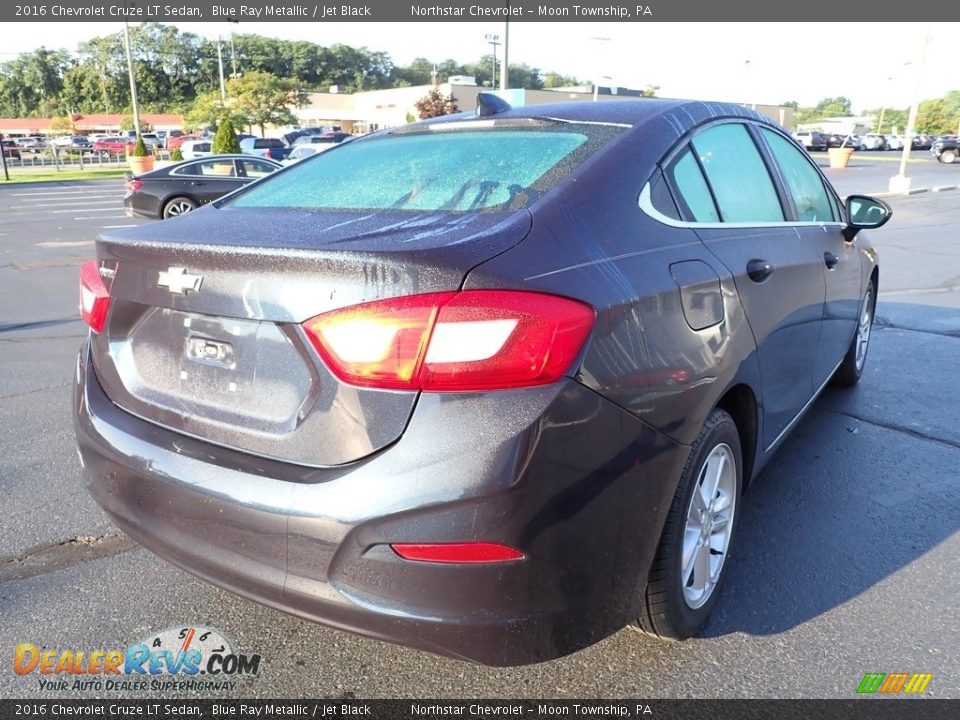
[13,625,262,693]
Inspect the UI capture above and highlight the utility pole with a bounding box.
[122,21,141,137]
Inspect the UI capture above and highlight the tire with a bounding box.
[833,281,875,387]
[162,196,197,219]
[939,149,957,164]
[637,408,742,640]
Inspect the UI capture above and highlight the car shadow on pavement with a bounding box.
[701,302,960,637]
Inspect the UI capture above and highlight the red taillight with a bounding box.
[126,179,143,193]
[391,542,524,564]
[303,290,594,392]
[79,260,111,333]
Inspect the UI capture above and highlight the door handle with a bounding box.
[746,258,774,283]
[190,181,205,186]
[824,251,839,270]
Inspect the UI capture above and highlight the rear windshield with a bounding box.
[230,124,620,213]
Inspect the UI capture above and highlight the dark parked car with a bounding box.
[1,139,21,160]
[931,136,959,164]
[75,96,890,666]
[123,155,282,219]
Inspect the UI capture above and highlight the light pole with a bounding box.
[122,21,141,137]
[228,17,239,79]
[216,38,226,101]
[877,62,912,133]
[484,33,501,89]
[590,36,611,101]
[891,32,931,194]
[500,3,510,90]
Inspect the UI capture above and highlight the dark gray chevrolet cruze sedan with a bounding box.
[74,96,890,665]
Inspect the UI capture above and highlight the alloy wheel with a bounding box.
[681,443,737,610]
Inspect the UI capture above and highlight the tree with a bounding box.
[49,116,75,134]
[231,70,307,135]
[916,99,952,135]
[543,71,581,89]
[865,106,908,134]
[212,117,241,154]
[414,87,459,119]
[814,96,853,117]
[184,89,247,133]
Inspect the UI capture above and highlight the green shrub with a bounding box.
[170,147,184,162]
[212,118,241,154]
[131,136,150,157]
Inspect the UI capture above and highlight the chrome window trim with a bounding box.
[638,184,845,231]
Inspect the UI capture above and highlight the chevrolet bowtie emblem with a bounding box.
[157,267,203,295]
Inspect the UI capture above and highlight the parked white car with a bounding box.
[179,140,213,160]
[885,135,905,151]
[282,145,322,165]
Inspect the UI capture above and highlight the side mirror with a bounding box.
[843,194,892,241]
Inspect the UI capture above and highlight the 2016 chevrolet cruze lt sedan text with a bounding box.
[74,96,890,666]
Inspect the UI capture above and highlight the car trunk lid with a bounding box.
[90,206,532,467]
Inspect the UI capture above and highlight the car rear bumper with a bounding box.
[74,341,687,665]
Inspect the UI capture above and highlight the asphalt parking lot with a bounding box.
[0,163,958,699]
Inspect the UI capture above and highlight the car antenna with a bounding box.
[476,92,511,118]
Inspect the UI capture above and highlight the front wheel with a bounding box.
[834,283,875,387]
[636,409,742,640]
[938,149,957,164]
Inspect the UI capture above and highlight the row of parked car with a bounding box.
[123,129,355,219]
[2,127,353,160]
[792,130,940,152]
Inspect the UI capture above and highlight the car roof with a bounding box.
[417,97,774,131]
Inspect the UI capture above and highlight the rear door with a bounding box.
[664,122,826,450]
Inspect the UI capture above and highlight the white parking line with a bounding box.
[26,200,121,207]
[12,190,121,197]
[54,208,125,213]
[36,240,94,248]
[74,216,129,221]
[102,224,137,229]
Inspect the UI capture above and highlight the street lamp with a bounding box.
[122,21,141,137]
[501,2,510,90]
[589,36,611,101]
[890,32,931,194]
[228,17,239,79]
[484,33,501,89]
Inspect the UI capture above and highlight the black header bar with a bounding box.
[1,699,956,720]
[3,1,957,23]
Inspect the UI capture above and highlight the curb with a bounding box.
[872,185,959,198]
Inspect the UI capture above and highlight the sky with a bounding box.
[3,22,957,113]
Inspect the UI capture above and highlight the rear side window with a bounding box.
[175,160,237,177]
[241,159,277,178]
[230,127,615,212]
[691,124,784,223]
[667,148,720,222]
[761,129,837,222]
